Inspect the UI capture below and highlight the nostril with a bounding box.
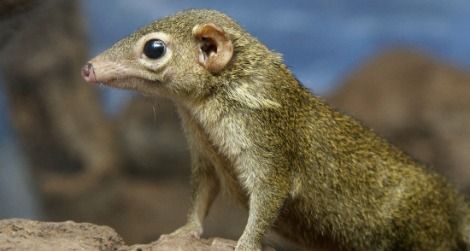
[81,63,98,83]
[81,63,92,78]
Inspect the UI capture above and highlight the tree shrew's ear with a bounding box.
[192,23,233,74]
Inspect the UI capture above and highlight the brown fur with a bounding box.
[83,9,469,251]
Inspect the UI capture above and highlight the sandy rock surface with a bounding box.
[0,219,276,251]
[0,219,124,250]
[126,234,276,251]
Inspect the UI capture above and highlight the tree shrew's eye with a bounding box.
[143,39,166,59]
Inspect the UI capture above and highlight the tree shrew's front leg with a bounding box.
[235,173,290,251]
[163,154,220,239]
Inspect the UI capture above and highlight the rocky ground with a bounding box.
[0,219,276,251]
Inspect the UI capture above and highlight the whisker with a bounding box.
[152,103,157,123]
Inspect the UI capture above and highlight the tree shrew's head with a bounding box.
[81,9,271,100]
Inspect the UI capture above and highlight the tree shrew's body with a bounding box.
[82,9,470,251]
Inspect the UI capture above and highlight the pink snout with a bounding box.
[81,63,97,83]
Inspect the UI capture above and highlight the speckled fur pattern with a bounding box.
[86,9,470,251]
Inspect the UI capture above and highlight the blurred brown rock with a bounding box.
[0,0,39,48]
[118,97,190,176]
[329,49,470,193]
[0,0,37,16]
[1,0,123,195]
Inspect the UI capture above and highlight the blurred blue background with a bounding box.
[1,0,470,218]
